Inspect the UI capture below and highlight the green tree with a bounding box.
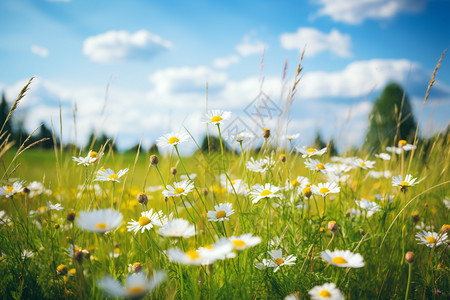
[200,135,229,152]
[364,82,416,151]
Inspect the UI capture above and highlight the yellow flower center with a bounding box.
[232,240,246,248]
[216,210,227,219]
[307,148,315,153]
[319,187,330,194]
[186,249,200,260]
[127,286,146,296]
[114,248,120,254]
[108,174,118,180]
[5,186,14,194]
[38,206,47,212]
[274,258,284,266]
[319,289,332,297]
[168,137,179,144]
[203,244,214,249]
[69,268,76,275]
[139,216,151,226]
[260,190,272,197]
[398,140,407,147]
[291,179,300,186]
[174,187,185,195]
[90,151,98,158]
[95,222,108,229]
[316,163,325,170]
[332,256,348,264]
[360,161,366,167]
[400,181,409,187]
[211,116,223,123]
[303,186,312,196]
[231,179,236,185]
[57,264,67,272]
[426,236,436,244]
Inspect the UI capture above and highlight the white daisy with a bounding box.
[415,222,435,231]
[321,249,364,268]
[386,140,416,154]
[166,248,205,265]
[255,249,296,272]
[227,132,255,143]
[156,131,190,148]
[444,198,450,209]
[95,168,128,183]
[368,170,392,179]
[229,233,261,250]
[76,209,123,234]
[0,210,10,223]
[355,199,381,217]
[157,218,196,238]
[286,176,310,190]
[47,201,64,211]
[197,237,235,263]
[283,133,300,141]
[311,182,341,197]
[392,174,419,191]
[127,209,167,234]
[374,194,394,203]
[308,282,344,300]
[415,230,448,248]
[249,183,284,204]
[72,150,102,166]
[304,159,330,173]
[353,158,375,169]
[162,180,195,198]
[326,163,353,177]
[97,270,166,299]
[207,203,235,222]
[220,175,248,195]
[202,109,231,125]
[375,153,391,161]
[0,180,25,198]
[297,146,327,158]
[246,157,275,173]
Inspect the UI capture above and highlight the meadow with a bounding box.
[0,73,449,300]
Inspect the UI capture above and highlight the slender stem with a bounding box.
[405,263,412,300]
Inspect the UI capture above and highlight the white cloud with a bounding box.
[82,30,172,63]
[298,59,424,98]
[31,45,49,58]
[315,0,428,24]
[235,36,267,57]
[280,27,352,58]
[213,55,240,69]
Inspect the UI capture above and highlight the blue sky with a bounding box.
[0,0,449,152]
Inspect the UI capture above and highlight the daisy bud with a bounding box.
[262,128,270,138]
[202,187,208,196]
[39,246,45,251]
[302,186,312,198]
[328,221,338,233]
[405,251,415,264]
[114,241,119,248]
[164,196,169,203]
[22,187,30,194]
[57,264,68,275]
[150,155,159,165]
[279,154,286,163]
[137,193,148,205]
[171,167,177,175]
[132,262,143,273]
[74,250,83,262]
[67,210,76,222]
[411,212,420,223]
[441,224,450,233]
[424,202,428,207]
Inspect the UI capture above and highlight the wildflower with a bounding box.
[180,173,197,181]
[47,201,64,211]
[249,183,284,204]
[311,182,341,197]
[95,168,128,183]
[76,209,123,233]
[131,262,143,273]
[255,249,296,272]
[328,221,338,233]
[374,194,394,203]
[207,203,235,222]
[375,153,391,160]
[297,146,327,158]
[441,224,450,234]
[392,174,419,192]
[127,209,167,234]
[353,158,375,169]
[162,180,195,198]
[149,155,159,165]
[415,230,448,248]
[246,157,274,173]
[262,128,270,138]
[444,198,450,209]
[167,248,205,265]
[157,218,196,238]
[386,140,416,154]
[229,233,261,250]
[137,193,148,205]
[0,210,11,223]
[308,282,344,300]
[304,159,329,173]
[302,185,312,198]
[26,181,51,198]
[283,133,300,141]
[72,150,101,166]
[368,170,392,179]
[287,176,310,190]
[0,180,25,198]
[197,238,235,263]
[57,264,68,275]
[156,131,189,148]
[411,212,420,223]
[355,199,381,217]
[321,249,364,268]
[227,132,254,143]
[326,164,353,177]
[97,271,166,299]
[202,109,231,125]
[221,175,248,195]
[279,154,286,162]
